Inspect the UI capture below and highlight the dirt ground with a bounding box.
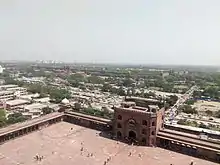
[193,100,220,112]
[0,122,217,165]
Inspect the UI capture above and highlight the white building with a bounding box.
[6,87,28,96]
[19,93,40,101]
[1,99,30,111]
[34,97,50,103]
[0,65,4,74]
[0,90,15,100]
[0,84,18,91]
[24,103,47,118]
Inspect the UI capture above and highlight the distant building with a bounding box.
[0,84,18,91]
[33,97,50,103]
[0,65,4,74]
[113,98,164,146]
[162,72,170,77]
[0,99,30,111]
[6,87,27,96]
[0,90,15,100]
[18,93,40,101]
[0,79,5,85]
[24,103,47,118]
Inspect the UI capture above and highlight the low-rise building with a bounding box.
[0,99,30,111]
[0,84,18,91]
[0,90,15,100]
[6,87,27,95]
[0,65,4,74]
[19,93,40,101]
[0,79,5,85]
[33,97,50,103]
[24,103,48,118]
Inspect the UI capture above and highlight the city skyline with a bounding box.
[1,0,220,65]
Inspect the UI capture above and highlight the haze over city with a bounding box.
[0,0,220,65]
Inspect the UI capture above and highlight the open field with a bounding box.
[193,100,220,112]
[0,122,217,165]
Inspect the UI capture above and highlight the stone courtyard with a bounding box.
[0,122,217,165]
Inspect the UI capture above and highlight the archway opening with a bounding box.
[141,138,147,145]
[117,131,122,139]
[128,130,137,143]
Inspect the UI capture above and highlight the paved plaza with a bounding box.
[0,122,218,165]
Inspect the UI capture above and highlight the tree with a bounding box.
[68,80,80,87]
[26,84,43,93]
[193,91,202,98]
[7,113,28,125]
[180,105,198,114]
[4,77,17,85]
[205,110,213,116]
[122,78,133,87]
[203,86,220,99]
[177,119,187,125]
[50,88,71,103]
[166,95,178,106]
[87,76,104,84]
[42,107,53,115]
[101,83,111,92]
[0,109,6,128]
[68,73,87,83]
[82,107,113,119]
[215,110,220,118]
[118,86,126,96]
[185,99,196,105]
[199,123,208,129]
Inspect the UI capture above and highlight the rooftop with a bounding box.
[6,99,30,106]
[24,103,47,110]
[0,122,217,165]
[34,97,50,103]
[167,123,220,136]
[115,107,157,115]
[19,93,40,100]
[0,84,18,89]
[0,90,14,96]
[6,87,26,91]
[125,96,160,103]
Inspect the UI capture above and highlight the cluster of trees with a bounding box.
[42,107,53,115]
[24,84,71,103]
[177,119,220,131]
[165,95,178,107]
[101,83,126,96]
[80,107,113,119]
[185,99,196,105]
[206,110,220,118]
[215,110,220,118]
[193,86,220,100]
[50,88,71,103]
[177,119,198,127]
[0,109,29,128]
[67,73,104,87]
[178,105,198,114]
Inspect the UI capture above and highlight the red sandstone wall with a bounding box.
[156,108,165,133]
[113,107,157,146]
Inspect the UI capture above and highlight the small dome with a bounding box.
[61,98,70,104]
[34,93,40,97]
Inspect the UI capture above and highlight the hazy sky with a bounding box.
[0,0,220,65]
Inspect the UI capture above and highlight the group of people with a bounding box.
[34,154,44,161]
[170,161,194,165]
[80,142,94,158]
[103,156,112,165]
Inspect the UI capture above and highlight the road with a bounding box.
[165,85,198,124]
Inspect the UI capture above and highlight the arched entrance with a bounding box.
[117,131,122,139]
[141,138,146,145]
[128,130,137,143]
